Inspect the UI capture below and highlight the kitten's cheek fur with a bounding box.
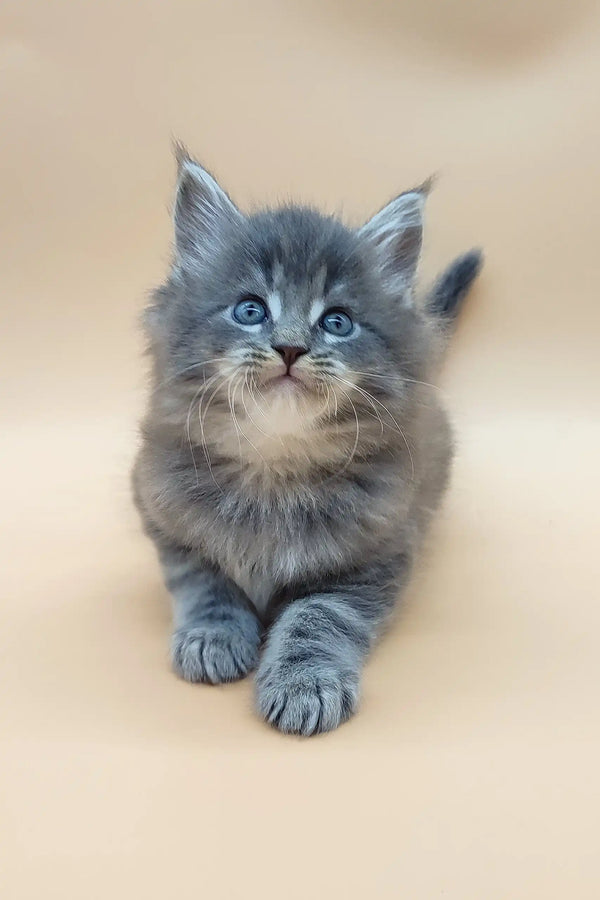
[255,661,360,736]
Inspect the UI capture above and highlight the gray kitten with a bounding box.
[132,147,482,736]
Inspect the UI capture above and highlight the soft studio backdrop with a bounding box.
[2,1,599,897]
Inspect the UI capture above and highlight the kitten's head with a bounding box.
[147,149,435,457]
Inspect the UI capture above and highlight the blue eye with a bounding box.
[321,309,354,337]
[233,296,268,326]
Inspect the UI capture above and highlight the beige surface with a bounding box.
[2,1,600,897]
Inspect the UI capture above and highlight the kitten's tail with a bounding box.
[428,249,483,323]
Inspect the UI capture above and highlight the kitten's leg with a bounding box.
[158,544,262,684]
[256,559,408,735]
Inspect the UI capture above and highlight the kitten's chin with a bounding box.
[249,377,323,440]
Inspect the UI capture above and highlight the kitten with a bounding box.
[132,146,482,736]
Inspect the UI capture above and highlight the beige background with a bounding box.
[2,1,600,897]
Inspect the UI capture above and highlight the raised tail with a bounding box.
[428,249,483,322]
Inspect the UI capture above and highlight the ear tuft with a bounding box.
[172,139,192,171]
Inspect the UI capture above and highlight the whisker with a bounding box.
[331,382,339,421]
[328,383,360,478]
[352,385,384,436]
[314,380,333,420]
[231,375,268,466]
[246,368,269,410]
[240,372,273,438]
[244,370,288,450]
[196,372,231,492]
[152,358,225,394]
[185,384,205,487]
[227,375,244,463]
[332,374,415,479]
[330,373,383,436]
[344,367,442,393]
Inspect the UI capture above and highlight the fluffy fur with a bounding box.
[132,148,482,735]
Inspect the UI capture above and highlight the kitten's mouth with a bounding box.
[274,373,301,384]
[264,371,308,391]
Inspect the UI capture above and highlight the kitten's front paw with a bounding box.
[255,660,359,736]
[172,618,260,684]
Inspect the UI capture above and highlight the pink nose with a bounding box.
[273,345,309,370]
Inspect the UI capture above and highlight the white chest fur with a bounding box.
[225,557,276,615]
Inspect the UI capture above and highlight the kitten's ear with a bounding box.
[359,180,432,299]
[172,143,242,264]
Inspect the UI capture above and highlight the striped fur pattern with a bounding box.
[132,148,482,735]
